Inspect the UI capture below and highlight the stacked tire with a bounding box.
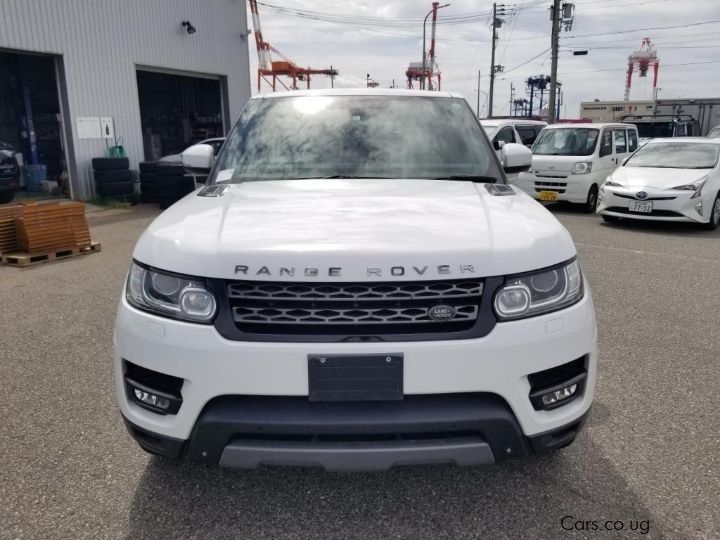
[139,162,159,203]
[156,163,196,209]
[92,157,134,198]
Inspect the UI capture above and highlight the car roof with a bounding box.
[251,88,464,99]
[544,123,636,129]
[480,119,546,126]
[644,137,720,144]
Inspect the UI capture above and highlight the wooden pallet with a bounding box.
[1,242,101,267]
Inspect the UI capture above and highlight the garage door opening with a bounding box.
[136,70,225,161]
[0,51,68,201]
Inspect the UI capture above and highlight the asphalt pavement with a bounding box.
[1,203,718,539]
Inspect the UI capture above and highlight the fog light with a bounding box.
[541,383,577,407]
[133,388,170,410]
[695,201,703,216]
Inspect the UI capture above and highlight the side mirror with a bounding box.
[501,143,532,174]
[182,144,214,175]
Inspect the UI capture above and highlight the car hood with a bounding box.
[530,154,585,173]
[610,166,711,189]
[133,179,576,281]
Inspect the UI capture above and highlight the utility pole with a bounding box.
[509,83,515,116]
[548,0,561,123]
[488,3,505,118]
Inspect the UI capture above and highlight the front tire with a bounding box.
[582,185,599,213]
[703,194,720,230]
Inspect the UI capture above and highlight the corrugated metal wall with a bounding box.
[0,0,251,199]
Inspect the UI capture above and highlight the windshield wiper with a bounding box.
[431,175,498,183]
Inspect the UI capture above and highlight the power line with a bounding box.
[503,48,551,75]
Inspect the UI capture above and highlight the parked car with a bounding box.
[0,143,20,204]
[115,89,597,471]
[597,138,720,229]
[480,119,547,151]
[514,123,640,212]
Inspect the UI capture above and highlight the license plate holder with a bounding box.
[308,353,403,402]
[628,200,653,213]
[539,190,559,201]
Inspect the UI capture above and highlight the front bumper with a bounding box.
[598,186,705,222]
[123,396,589,470]
[515,172,595,204]
[114,289,597,468]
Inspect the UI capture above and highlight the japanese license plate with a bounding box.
[539,191,558,202]
[628,200,653,213]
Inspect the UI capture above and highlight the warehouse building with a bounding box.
[579,99,655,123]
[0,0,251,200]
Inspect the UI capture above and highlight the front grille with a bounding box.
[528,357,586,390]
[612,193,677,201]
[535,181,567,194]
[605,206,684,217]
[535,174,569,179]
[124,361,184,394]
[225,279,484,336]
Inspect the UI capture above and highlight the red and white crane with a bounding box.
[406,2,443,91]
[624,37,660,101]
[248,0,338,92]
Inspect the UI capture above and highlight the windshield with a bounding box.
[532,128,599,156]
[631,122,675,139]
[708,126,720,138]
[625,142,720,169]
[211,95,501,182]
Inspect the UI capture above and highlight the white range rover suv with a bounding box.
[115,89,597,471]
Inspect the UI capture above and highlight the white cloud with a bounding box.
[248,0,720,117]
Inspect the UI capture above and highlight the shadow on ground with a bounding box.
[127,406,662,539]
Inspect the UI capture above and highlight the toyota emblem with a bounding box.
[636,191,648,200]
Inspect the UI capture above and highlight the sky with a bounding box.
[246,0,720,118]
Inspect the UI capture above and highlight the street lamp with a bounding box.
[421,3,450,90]
[474,88,488,118]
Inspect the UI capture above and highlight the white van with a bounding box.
[514,123,639,212]
[480,119,547,151]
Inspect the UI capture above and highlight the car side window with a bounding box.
[628,130,638,152]
[516,125,538,146]
[599,130,613,157]
[613,129,627,154]
[495,126,516,147]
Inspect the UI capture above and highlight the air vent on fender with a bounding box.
[197,185,230,197]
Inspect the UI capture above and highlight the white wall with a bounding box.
[0,0,251,199]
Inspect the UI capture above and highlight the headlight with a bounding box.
[604,179,623,187]
[126,262,217,323]
[571,162,592,175]
[494,260,583,321]
[669,176,707,199]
